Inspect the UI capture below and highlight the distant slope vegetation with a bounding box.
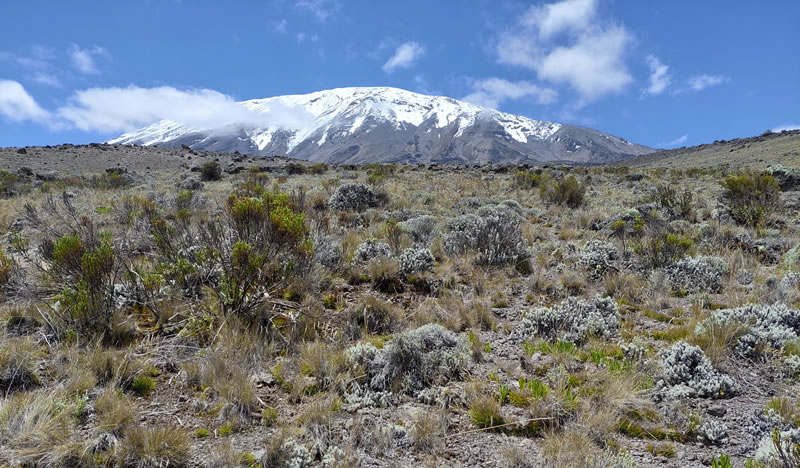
[108,87,653,165]
[624,130,800,169]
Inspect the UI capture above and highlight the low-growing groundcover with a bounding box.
[0,152,798,467]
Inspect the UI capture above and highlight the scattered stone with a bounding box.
[35,170,58,181]
[177,177,203,190]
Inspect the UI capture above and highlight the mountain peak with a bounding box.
[109,87,652,164]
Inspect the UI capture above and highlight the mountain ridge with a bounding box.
[108,86,654,164]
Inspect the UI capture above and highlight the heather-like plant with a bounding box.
[444,204,529,268]
[328,183,380,212]
[398,215,438,245]
[352,238,391,264]
[347,323,471,394]
[399,247,435,276]
[665,256,727,294]
[657,341,734,399]
[513,295,620,344]
[577,240,618,278]
[696,303,800,353]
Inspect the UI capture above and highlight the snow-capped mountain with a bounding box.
[108,87,653,164]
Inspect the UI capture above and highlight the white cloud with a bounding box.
[772,123,800,132]
[33,72,62,88]
[68,44,109,74]
[294,0,340,22]
[495,0,632,105]
[0,81,316,135]
[273,18,288,34]
[0,79,51,122]
[382,42,425,73]
[687,74,727,91]
[462,78,557,109]
[523,0,597,39]
[56,85,315,134]
[656,134,688,148]
[644,55,670,96]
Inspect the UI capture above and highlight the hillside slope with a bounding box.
[624,130,800,169]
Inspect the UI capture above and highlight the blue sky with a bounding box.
[1,0,798,149]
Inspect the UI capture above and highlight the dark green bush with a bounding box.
[636,231,693,268]
[200,161,222,181]
[512,169,545,189]
[721,172,781,228]
[540,175,586,209]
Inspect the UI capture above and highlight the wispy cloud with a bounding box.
[294,0,340,22]
[0,80,52,123]
[687,74,727,91]
[272,18,288,34]
[462,78,557,109]
[656,134,688,148]
[32,72,62,88]
[495,0,632,106]
[772,123,800,132]
[382,42,425,73]
[68,44,109,74]
[644,55,670,96]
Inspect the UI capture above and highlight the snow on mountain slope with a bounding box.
[108,87,652,164]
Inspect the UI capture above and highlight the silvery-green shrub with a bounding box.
[512,295,620,344]
[328,183,379,212]
[656,341,734,399]
[346,324,471,395]
[399,247,435,276]
[352,239,391,264]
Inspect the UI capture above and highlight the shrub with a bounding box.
[700,419,729,445]
[397,215,438,245]
[721,172,781,228]
[512,295,620,345]
[444,204,529,268]
[347,323,471,394]
[200,161,222,181]
[191,191,312,319]
[328,183,380,212]
[656,341,734,399]
[696,303,800,354]
[540,175,586,208]
[260,434,312,468]
[313,234,343,270]
[636,231,693,268]
[577,240,618,278]
[512,169,545,189]
[665,256,726,294]
[399,247,435,276]
[352,238,391,264]
[19,194,122,336]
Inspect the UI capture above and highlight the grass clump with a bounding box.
[470,395,505,429]
[95,388,137,434]
[115,426,190,467]
[131,374,156,396]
